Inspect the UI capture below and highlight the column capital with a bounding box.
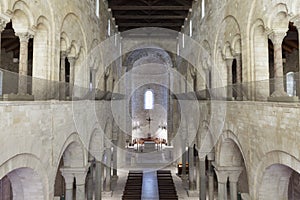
[214,168,228,184]
[16,32,33,43]
[207,152,215,161]
[61,166,89,185]
[0,20,6,32]
[228,169,243,183]
[269,30,287,45]
[60,51,67,58]
[60,168,75,188]
[291,17,300,30]
[225,57,234,67]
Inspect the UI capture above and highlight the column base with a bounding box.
[102,191,113,197]
[187,190,199,197]
[267,95,299,102]
[1,93,34,101]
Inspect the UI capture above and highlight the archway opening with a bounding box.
[0,167,44,200]
[259,164,300,200]
[217,138,249,199]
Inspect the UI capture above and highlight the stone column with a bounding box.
[229,170,242,200]
[60,169,74,200]
[112,140,118,179]
[104,148,112,192]
[199,158,207,200]
[68,57,76,98]
[87,164,94,200]
[95,161,103,200]
[188,146,195,190]
[181,140,187,180]
[235,54,242,100]
[294,24,300,97]
[91,67,96,92]
[215,169,228,200]
[16,32,31,94]
[225,58,233,100]
[269,31,287,97]
[60,51,67,100]
[207,153,215,200]
[74,168,88,200]
[0,22,6,67]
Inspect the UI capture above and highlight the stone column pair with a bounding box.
[214,166,242,200]
[60,167,89,200]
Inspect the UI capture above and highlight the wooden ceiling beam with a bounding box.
[118,22,182,27]
[114,15,186,20]
[110,6,190,11]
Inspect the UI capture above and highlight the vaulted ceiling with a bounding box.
[108,0,193,32]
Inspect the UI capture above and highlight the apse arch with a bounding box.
[124,46,173,72]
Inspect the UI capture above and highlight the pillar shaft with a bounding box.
[87,166,94,200]
[113,140,118,178]
[199,159,206,200]
[74,169,88,200]
[269,31,287,96]
[235,54,242,100]
[208,174,214,200]
[229,170,242,200]
[60,170,74,200]
[181,144,187,178]
[105,148,111,192]
[188,146,195,190]
[0,24,4,67]
[215,169,228,200]
[60,52,67,99]
[68,57,76,98]
[95,161,102,200]
[17,33,31,94]
[207,160,214,200]
[218,182,227,200]
[76,184,85,200]
[226,59,233,100]
[230,181,238,200]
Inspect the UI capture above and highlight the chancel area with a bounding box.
[1,0,300,200]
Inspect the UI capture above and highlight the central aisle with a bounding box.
[142,171,159,200]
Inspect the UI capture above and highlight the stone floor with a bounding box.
[103,166,200,200]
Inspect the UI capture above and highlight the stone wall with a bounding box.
[0,100,112,199]
[198,100,300,199]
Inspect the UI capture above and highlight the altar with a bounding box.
[144,141,156,152]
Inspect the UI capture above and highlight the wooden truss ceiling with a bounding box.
[108,0,193,32]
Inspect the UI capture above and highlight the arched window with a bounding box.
[286,72,296,96]
[108,19,111,36]
[144,90,154,109]
[95,0,100,18]
[201,0,205,19]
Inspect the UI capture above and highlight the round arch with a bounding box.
[55,132,88,170]
[254,150,300,199]
[0,153,48,200]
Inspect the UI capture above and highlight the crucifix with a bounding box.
[146,115,153,138]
